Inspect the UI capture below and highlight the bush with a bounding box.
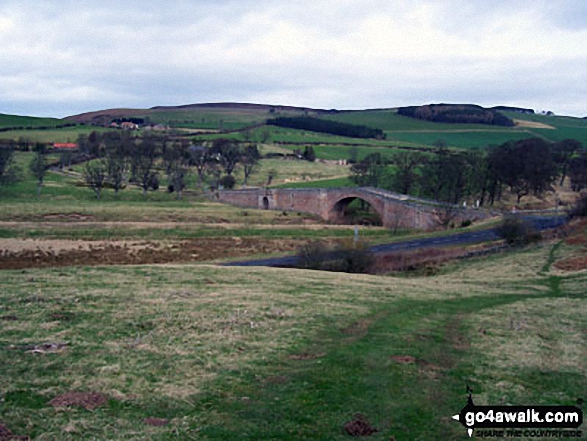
[219,175,236,190]
[329,242,374,273]
[298,241,329,270]
[568,194,587,218]
[296,240,374,273]
[496,216,540,246]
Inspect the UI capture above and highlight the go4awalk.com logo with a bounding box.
[452,389,584,438]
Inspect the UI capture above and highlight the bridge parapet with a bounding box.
[214,187,490,230]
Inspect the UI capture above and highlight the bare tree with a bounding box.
[29,148,46,196]
[189,146,210,189]
[164,142,190,200]
[242,144,260,186]
[130,134,159,196]
[433,205,460,229]
[210,138,241,176]
[83,160,107,199]
[0,146,21,187]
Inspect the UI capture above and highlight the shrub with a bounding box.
[219,174,236,190]
[568,194,587,218]
[297,241,329,270]
[328,242,374,273]
[296,240,374,273]
[496,216,540,246]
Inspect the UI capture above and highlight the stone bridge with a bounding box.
[214,187,489,230]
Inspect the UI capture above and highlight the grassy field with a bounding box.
[0,127,585,439]
[0,113,66,129]
[0,238,584,440]
[0,126,113,143]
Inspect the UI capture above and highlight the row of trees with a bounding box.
[0,132,262,199]
[397,104,515,126]
[351,138,585,205]
[76,132,263,199]
[267,117,386,139]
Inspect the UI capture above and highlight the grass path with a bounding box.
[0,241,584,440]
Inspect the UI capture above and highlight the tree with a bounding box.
[29,149,46,195]
[163,142,190,199]
[242,144,261,186]
[553,139,582,185]
[103,132,130,195]
[219,174,236,189]
[303,146,316,162]
[210,139,241,175]
[83,160,107,199]
[390,152,425,194]
[189,146,211,189]
[0,146,21,187]
[266,168,277,186]
[419,148,470,203]
[569,153,587,192]
[350,153,385,188]
[489,138,557,203]
[130,134,160,196]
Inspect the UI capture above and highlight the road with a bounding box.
[223,215,567,268]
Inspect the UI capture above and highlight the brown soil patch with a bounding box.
[446,315,470,351]
[0,423,29,441]
[0,238,307,270]
[143,417,169,427]
[565,235,587,246]
[343,414,378,437]
[371,246,481,274]
[389,355,443,378]
[42,213,94,221]
[389,355,417,364]
[513,119,556,129]
[341,312,387,342]
[554,257,587,271]
[49,391,108,410]
[288,352,326,360]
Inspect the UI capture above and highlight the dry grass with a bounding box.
[467,297,587,405]
[1,239,585,439]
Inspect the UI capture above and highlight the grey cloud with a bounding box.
[0,1,586,117]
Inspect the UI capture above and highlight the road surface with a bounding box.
[224,215,567,268]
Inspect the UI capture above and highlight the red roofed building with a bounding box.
[53,143,78,149]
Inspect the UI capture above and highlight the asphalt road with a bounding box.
[224,215,567,268]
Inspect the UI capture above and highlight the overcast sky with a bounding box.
[1,0,586,118]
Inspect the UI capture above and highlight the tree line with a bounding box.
[0,132,262,199]
[267,117,386,139]
[397,104,515,126]
[351,138,586,206]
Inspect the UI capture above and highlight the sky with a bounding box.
[0,0,586,118]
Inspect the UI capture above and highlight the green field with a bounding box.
[0,126,114,143]
[0,113,66,129]
[0,240,584,439]
[0,120,585,439]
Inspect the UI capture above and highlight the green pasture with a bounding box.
[0,113,66,129]
[0,241,584,440]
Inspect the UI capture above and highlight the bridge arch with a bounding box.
[329,193,384,226]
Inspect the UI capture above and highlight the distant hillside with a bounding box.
[397,104,515,126]
[66,102,332,128]
[0,113,70,130]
